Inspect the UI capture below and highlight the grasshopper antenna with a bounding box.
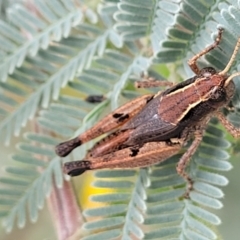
[225,72,240,86]
[220,36,240,80]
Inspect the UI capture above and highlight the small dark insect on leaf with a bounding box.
[85,95,105,103]
[56,28,240,197]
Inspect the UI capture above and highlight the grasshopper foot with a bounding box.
[183,178,194,199]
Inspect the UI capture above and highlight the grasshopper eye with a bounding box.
[210,86,225,101]
[200,67,216,77]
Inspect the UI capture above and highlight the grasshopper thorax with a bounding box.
[204,68,231,101]
[196,32,240,106]
[195,67,233,103]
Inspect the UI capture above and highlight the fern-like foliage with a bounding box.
[0,0,122,233]
[0,0,83,80]
[0,1,123,145]
[1,0,240,239]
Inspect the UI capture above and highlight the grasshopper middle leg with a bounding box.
[135,80,173,89]
[176,129,204,197]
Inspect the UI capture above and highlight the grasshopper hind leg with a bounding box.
[55,137,82,157]
[64,160,91,176]
[63,141,182,176]
[55,94,154,158]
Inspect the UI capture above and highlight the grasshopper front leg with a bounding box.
[64,141,182,176]
[55,94,154,157]
[216,111,240,137]
[188,28,223,74]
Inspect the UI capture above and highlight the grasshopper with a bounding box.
[55,28,240,195]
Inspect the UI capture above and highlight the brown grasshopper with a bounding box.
[55,28,240,195]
